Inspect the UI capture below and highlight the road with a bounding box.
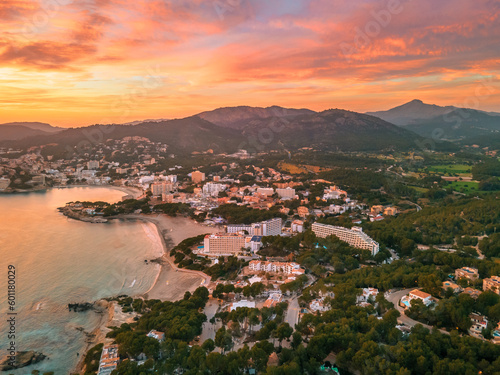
[200,298,221,343]
[285,297,300,328]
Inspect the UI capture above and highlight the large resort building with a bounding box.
[203,233,247,256]
[226,218,282,237]
[312,223,379,256]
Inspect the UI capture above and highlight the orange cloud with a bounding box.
[0,0,498,126]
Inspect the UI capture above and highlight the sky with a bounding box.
[0,0,499,127]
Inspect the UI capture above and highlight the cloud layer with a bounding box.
[0,0,499,125]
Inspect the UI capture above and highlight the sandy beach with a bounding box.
[119,213,219,300]
[63,184,143,199]
[73,212,218,373]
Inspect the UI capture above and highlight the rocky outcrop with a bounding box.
[68,302,95,312]
[0,351,46,371]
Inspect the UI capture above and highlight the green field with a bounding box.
[408,186,429,193]
[447,181,479,194]
[426,164,472,174]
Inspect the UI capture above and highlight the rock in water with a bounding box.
[0,351,47,370]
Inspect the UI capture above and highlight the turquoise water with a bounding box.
[0,187,163,374]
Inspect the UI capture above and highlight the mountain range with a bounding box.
[367,99,500,141]
[2,100,498,153]
[0,122,63,141]
[1,107,432,154]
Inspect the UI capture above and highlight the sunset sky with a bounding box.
[1,0,499,127]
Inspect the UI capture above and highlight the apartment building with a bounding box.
[311,223,379,255]
[97,344,120,375]
[248,261,303,275]
[483,276,500,295]
[202,182,226,197]
[276,187,295,199]
[291,220,304,233]
[87,160,100,170]
[455,267,479,280]
[151,182,174,196]
[191,170,206,183]
[323,185,347,200]
[165,174,177,183]
[226,218,282,237]
[257,187,274,196]
[203,233,246,256]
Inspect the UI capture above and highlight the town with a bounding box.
[1,138,500,375]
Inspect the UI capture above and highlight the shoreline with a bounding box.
[72,300,114,374]
[0,183,143,199]
[73,213,217,373]
[114,213,217,299]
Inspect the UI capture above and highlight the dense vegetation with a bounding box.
[364,196,500,254]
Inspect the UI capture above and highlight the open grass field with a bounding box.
[408,186,429,193]
[447,181,480,194]
[425,164,472,174]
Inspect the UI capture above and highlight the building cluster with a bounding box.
[201,218,283,256]
[0,137,171,190]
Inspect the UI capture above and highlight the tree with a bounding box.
[291,331,303,350]
[249,312,260,334]
[187,345,206,370]
[276,322,293,348]
[202,338,215,353]
[215,327,233,354]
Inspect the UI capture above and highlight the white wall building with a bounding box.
[257,187,274,196]
[230,300,256,311]
[312,223,379,256]
[203,233,246,256]
[276,187,295,199]
[202,182,226,197]
[291,220,304,233]
[248,261,304,275]
[322,185,347,200]
[87,160,100,170]
[226,218,282,237]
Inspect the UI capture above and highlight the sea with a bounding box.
[0,187,164,374]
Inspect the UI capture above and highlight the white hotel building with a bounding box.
[249,261,304,275]
[226,218,282,237]
[312,223,379,255]
[203,233,247,256]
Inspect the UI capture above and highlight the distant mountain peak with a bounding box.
[367,100,457,125]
